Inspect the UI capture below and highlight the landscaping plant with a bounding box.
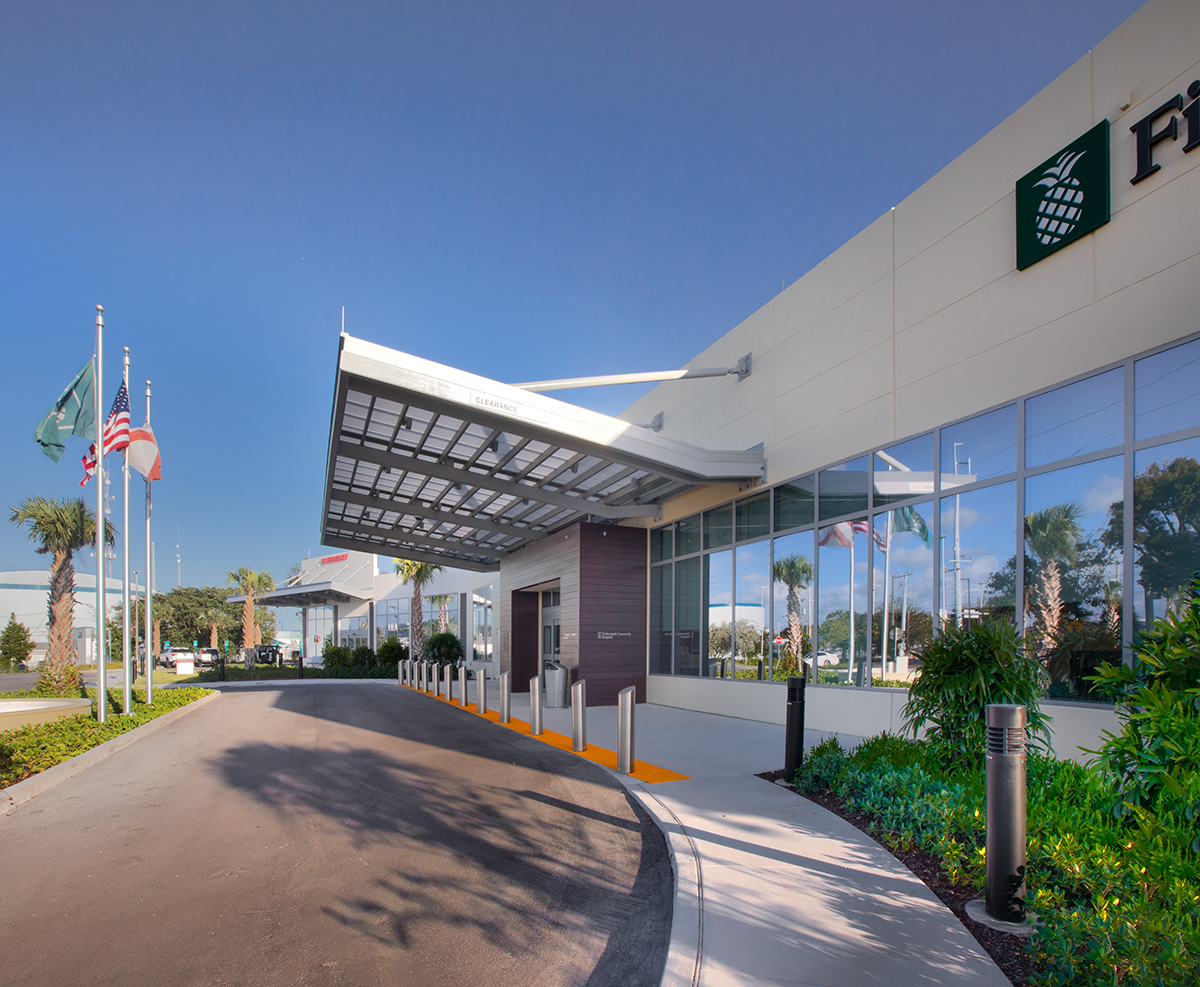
[902,616,1051,766]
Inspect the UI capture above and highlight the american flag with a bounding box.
[819,519,887,551]
[80,381,131,485]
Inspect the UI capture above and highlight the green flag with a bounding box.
[34,361,96,462]
[894,505,932,548]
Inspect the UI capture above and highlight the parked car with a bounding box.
[158,647,196,669]
[196,648,220,668]
[258,645,283,666]
[805,651,841,667]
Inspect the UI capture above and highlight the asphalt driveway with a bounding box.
[0,683,671,987]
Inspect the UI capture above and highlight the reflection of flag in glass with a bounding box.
[819,520,886,550]
[893,505,932,548]
[80,381,131,485]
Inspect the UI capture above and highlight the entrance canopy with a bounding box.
[321,334,766,571]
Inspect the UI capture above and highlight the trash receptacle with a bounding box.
[544,661,570,708]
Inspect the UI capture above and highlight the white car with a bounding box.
[807,651,841,667]
[158,647,196,669]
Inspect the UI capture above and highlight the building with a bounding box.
[318,0,1199,756]
[243,551,495,667]
[0,570,137,665]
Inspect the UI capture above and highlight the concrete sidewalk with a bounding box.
[430,679,1010,987]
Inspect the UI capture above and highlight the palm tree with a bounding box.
[772,553,814,666]
[225,567,274,657]
[395,558,444,662]
[1024,503,1085,651]
[9,495,115,694]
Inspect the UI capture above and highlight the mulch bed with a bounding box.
[756,769,1038,987]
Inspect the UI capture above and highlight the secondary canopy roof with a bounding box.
[321,334,765,571]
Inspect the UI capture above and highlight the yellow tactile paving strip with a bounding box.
[403,682,690,784]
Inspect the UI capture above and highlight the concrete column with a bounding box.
[332,604,341,647]
[301,607,309,662]
[368,601,377,651]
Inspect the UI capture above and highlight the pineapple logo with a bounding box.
[1032,150,1086,246]
[1016,120,1110,270]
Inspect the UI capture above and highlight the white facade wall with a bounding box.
[623,0,1200,516]
[627,0,1199,749]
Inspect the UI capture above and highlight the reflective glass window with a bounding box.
[650,526,673,562]
[872,503,935,671]
[736,493,771,542]
[704,505,733,550]
[941,405,1017,484]
[734,541,771,675]
[1025,369,1123,467]
[939,481,1017,626]
[674,557,701,676]
[675,514,701,556]
[650,565,673,674]
[703,550,733,676]
[819,457,869,520]
[1132,435,1200,637]
[1135,338,1200,441]
[771,531,814,681]
[1024,457,1123,700]
[774,475,815,531]
[875,434,934,509]
[817,519,870,684]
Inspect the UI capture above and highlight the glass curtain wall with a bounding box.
[646,333,1200,701]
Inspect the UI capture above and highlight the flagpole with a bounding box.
[144,380,154,706]
[121,348,132,714]
[94,305,107,724]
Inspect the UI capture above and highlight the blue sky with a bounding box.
[0,0,1145,598]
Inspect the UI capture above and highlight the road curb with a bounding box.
[1,690,222,817]
[620,778,703,987]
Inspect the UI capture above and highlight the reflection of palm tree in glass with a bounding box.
[429,593,453,633]
[772,554,813,666]
[1024,503,1084,651]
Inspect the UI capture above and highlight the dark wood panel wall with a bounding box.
[578,524,648,705]
[498,521,648,706]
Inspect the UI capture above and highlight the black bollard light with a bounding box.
[784,676,807,778]
[985,704,1027,922]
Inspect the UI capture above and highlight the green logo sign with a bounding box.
[1016,120,1110,270]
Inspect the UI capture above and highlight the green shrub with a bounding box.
[1089,576,1200,815]
[321,644,353,669]
[427,631,464,668]
[903,617,1050,766]
[351,644,374,667]
[377,638,408,664]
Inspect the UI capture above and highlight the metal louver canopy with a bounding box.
[321,334,765,571]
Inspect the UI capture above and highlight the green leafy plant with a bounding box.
[1088,575,1200,815]
[377,638,408,664]
[426,631,464,668]
[0,613,36,671]
[902,617,1050,766]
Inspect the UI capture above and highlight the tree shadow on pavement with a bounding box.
[209,725,672,987]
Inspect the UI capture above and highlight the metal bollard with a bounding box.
[985,704,1028,923]
[500,671,511,723]
[571,680,587,752]
[617,686,635,774]
[458,666,468,707]
[444,664,453,701]
[529,675,543,735]
[784,676,807,778]
[420,661,427,692]
[476,667,487,714]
